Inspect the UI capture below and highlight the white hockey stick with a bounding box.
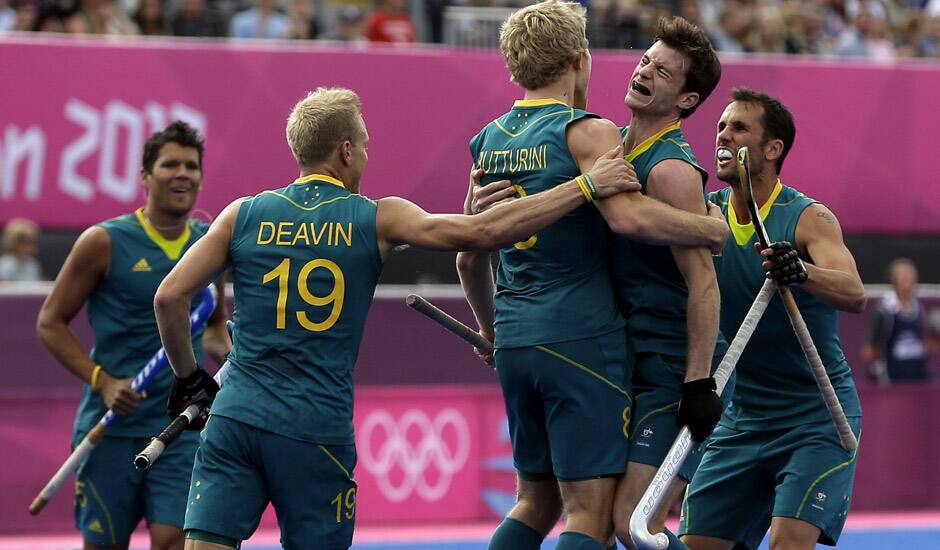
[629,278,777,550]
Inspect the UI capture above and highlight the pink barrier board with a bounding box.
[1,37,939,233]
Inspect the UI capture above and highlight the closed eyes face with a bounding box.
[624,41,689,114]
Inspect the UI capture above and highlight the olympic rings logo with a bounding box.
[358,408,471,502]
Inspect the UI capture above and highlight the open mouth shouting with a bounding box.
[631,80,652,96]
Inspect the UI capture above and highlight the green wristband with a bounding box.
[581,173,598,199]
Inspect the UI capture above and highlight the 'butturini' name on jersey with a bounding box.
[73,210,209,444]
[709,182,862,430]
[609,121,726,355]
[212,174,382,445]
[469,98,623,348]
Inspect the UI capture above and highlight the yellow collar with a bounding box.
[513,98,568,108]
[624,120,682,162]
[135,208,191,260]
[293,174,346,189]
[728,180,783,246]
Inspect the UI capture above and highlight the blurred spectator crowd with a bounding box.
[1,0,940,59]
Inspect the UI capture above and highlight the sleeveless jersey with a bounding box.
[469,98,623,348]
[212,174,382,445]
[73,210,208,443]
[609,122,725,355]
[709,183,862,430]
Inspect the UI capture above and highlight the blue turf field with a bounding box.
[233,528,940,550]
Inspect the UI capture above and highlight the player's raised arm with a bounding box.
[154,200,240,379]
[376,145,633,256]
[568,118,728,249]
[762,203,866,313]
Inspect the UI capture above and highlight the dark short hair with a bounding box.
[141,121,204,173]
[730,87,796,172]
[654,16,722,119]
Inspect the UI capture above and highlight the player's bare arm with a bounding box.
[377,146,632,258]
[763,203,866,313]
[154,200,241,380]
[647,160,720,383]
[456,171,497,358]
[202,276,233,365]
[567,119,728,249]
[36,226,142,415]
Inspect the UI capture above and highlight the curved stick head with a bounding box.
[735,147,771,248]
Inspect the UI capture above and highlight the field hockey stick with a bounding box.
[736,146,857,452]
[630,278,776,550]
[134,321,235,470]
[405,294,493,353]
[29,285,217,515]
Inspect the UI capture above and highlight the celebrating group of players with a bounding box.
[37,1,866,549]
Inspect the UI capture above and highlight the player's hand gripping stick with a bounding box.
[134,320,235,470]
[629,278,776,550]
[736,146,857,453]
[28,285,217,515]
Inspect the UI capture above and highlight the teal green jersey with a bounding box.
[212,174,382,445]
[709,182,861,430]
[609,122,724,355]
[469,98,623,348]
[73,210,209,443]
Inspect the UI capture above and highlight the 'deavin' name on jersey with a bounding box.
[477,144,549,174]
[256,221,353,248]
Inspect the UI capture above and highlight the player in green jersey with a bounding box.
[36,122,231,550]
[678,88,866,550]
[151,86,637,550]
[457,5,728,550]
[604,17,727,550]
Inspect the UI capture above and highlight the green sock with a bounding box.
[487,517,543,550]
[664,528,691,550]
[555,531,605,550]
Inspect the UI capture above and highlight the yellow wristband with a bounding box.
[575,176,593,202]
[90,365,103,392]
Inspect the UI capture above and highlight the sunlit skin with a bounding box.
[346,116,369,194]
[141,142,202,233]
[624,41,698,122]
[714,101,784,211]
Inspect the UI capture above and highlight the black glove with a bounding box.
[168,369,219,431]
[676,377,723,442]
[765,241,808,286]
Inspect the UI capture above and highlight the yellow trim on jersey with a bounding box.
[319,445,356,483]
[493,110,571,138]
[83,477,118,544]
[293,174,346,189]
[134,208,191,260]
[727,180,783,246]
[795,431,860,518]
[534,345,631,401]
[263,190,368,212]
[624,120,682,162]
[513,98,568,108]
[628,400,679,440]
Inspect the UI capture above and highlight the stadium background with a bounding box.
[1,3,940,547]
